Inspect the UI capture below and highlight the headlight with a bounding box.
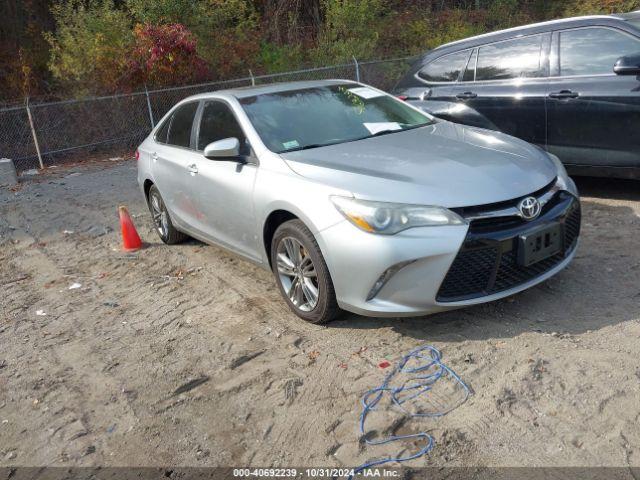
[547,152,577,194]
[547,152,568,178]
[555,172,569,191]
[330,196,465,235]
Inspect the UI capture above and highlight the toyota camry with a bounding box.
[137,79,581,323]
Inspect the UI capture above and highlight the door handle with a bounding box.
[151,152,158,162]
[187,164,198,174]
[456,92,477,100]
[548,90,579,99]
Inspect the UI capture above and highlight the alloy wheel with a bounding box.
[276,236,319,312]
[149,191,169,238]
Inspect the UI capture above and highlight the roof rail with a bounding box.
[435,15,617,50]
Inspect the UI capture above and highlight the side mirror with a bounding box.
[614,53,640,75]
[203,137,241,160]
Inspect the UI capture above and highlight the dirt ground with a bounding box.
[1,160,639,469]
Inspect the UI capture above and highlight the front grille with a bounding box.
[437,193,580,302]
[453,177,557,221]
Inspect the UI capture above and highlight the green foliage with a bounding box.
[558,0,640,15]
[126,0,201,24]
[312,0,386,64]
[45,0,133,95]
[425,10,486,50]
[28,0,640,98]
[193,0,261,77]
[258,42,304,73]
[128,0,265,78]
[486,0,523,29]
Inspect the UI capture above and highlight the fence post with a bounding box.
[25,98,44,170]
[353,56,360,82]
[144,84,155,128]
[248,69,255,86]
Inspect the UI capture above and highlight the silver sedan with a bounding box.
[137,80,580,323]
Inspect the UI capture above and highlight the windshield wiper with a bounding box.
[281,122,434,152]
[282,140,347,152]
[370,129,402,137]
[284,143,328,152]
[354,122,434,142]
[370,122,434,138]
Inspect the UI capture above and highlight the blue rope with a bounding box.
[350,345,470,478]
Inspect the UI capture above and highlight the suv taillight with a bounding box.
[135,149,140,161]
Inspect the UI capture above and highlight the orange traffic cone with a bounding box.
[118,206,143,251]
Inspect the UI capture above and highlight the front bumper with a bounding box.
[317,190,580,317]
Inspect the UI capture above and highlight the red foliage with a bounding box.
[125,23,209,88]
[211,31,261,78]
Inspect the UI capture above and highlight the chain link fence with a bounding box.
[0,56,415,173]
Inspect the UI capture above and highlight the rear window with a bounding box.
[476,34,544,81]
[167,102,198,148]
[418,50,472,82]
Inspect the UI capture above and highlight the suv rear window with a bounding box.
[418,50,472,82]
[167,102,198,148]
[559,27,640,76]
[476,34,544,81]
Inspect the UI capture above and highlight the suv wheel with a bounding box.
[271,219,340,324]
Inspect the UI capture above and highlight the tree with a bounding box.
[312,0,386,64]
[45,0,133,95]
[126,0,202,24]
[125,23,210,88]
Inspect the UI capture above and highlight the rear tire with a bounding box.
[147,185,187,245]
[271,219,341,324]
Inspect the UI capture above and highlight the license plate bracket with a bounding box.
[517,223,562,267]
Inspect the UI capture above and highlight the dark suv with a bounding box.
[394,12,640,179]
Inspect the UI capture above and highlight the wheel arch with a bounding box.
[263,209,299,268]
[143,179,154,200]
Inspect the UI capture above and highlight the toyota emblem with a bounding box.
[519,196,541,220]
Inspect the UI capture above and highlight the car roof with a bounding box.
[181,79,359,102]
[432,13,634,54]
[616,10,640,21]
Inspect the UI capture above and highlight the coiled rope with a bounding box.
[350,345,470,478]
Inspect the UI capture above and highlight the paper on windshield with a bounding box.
[348,87,384,100]
[282,140,300,149]
[363,122,402,135]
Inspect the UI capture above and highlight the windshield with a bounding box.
[239,84,433,153]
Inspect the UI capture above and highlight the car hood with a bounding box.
[279,121,557,208]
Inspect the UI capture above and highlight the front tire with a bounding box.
[271,220,341,324]
[147,185,187,244]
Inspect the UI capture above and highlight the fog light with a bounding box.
[366,260,416,301]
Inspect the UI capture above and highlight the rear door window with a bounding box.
[166,102,198,148]
[462,49,478,81]
[476,34,544,81]
[155,116,171,143]
[418,49,472,82]
[559,27,640,76]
